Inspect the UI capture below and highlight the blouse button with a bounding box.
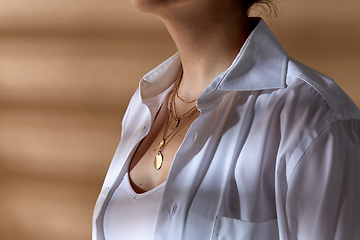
[171,203,177,215]
[139,125,146,133]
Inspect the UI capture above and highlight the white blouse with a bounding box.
[93,19,360,240]
[103,173,165,240]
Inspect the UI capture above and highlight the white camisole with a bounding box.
[103,173,165,240]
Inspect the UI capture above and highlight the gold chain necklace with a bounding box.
[168,92,198,130]
[168,68,198,130]
[175,68,196,104]
[176,88,196,103]
[154,106,197,170]
[154,69,198,170]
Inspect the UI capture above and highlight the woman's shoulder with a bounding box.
[284,57,360,122]
[261,58,360,159]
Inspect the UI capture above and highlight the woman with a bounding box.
[93,0,360,239]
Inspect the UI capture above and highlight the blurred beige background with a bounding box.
[0,0,359,239]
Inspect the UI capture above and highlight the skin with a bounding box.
[128,0,252,193]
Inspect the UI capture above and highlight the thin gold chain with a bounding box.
[169,92,198,120]
[174,68,196,103]
[168,68,198,121]
[176,89,197,103]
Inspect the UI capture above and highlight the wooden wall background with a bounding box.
[0,0,359,239]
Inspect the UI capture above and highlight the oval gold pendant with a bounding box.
[170,117,179,130]
[154,152,163,170]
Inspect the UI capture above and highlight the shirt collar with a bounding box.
[139,18,288,102]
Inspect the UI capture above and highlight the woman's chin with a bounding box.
[130,0,152,12]
[130,0,166,13]
[130,0,190,14]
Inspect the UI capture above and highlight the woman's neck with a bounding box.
[158,2,252,100]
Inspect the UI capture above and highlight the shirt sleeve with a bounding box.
[285,119,360,240]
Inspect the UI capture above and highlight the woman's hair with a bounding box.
[242,0,275,16]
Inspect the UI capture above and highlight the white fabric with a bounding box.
[93,19,360,240]
[103,173,165,240]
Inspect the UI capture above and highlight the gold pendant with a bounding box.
[158,139,165,148]
[154,152,163,170]
[170,117,179,130]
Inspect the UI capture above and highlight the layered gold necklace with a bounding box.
[154,69,198,170]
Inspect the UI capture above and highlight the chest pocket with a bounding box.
[211,216,279,240]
